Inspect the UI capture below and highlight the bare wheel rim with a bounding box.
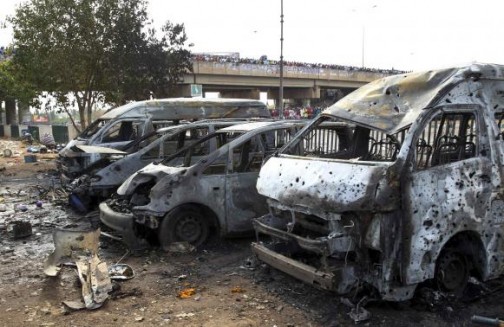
[436,251,468,292]
[174,214,203,243]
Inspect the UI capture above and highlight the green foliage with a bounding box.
[9,0,192,128]
[0,53,38,106]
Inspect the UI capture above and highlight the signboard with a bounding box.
[190,84,203,97]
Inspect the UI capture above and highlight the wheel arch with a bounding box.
[166,202,222,235]
[435,230,487,280]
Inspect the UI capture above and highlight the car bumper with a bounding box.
[99,202,134,234]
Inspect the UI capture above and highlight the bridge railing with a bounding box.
[192,61,390,82]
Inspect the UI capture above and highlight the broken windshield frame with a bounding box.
[281,115,408,162]
[78,118,111,140]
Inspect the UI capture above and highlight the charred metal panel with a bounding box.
[257,156,397,212]
[326,64,504,134]
[251,242,340,291]
[74,145,127,154]
[100,98,270,120]
[225,172,267,233]
[138,173,227,227]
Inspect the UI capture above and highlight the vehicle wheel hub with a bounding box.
[175,215,202,243]
[436,251,467,292]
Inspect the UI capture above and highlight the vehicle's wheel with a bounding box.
[435,247,469,295]
[159,206,209,247]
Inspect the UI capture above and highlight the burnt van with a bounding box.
[252,63,504,301]
[58,98,270,181]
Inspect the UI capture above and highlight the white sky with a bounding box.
[1,0,502,72]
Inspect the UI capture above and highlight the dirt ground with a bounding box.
[1,139,504,327]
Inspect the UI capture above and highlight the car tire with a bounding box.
[159,205,209,248]
[435,246,469,296]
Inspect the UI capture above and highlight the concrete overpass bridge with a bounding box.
[179,60,395,101]
[1,59,399,127]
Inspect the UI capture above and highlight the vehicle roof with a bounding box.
[155,118,274,134]
[100,98,270,120]
[324,63,504,134]
[218,120,304,133]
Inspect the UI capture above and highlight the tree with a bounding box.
[9,0,191,131]
[0,47,38,108]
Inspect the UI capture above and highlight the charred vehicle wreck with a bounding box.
[252,63,504,301]
[67,120,253,210]
[99,121,314,249]
[58,98,270,184]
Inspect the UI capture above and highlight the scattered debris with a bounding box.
[231,286,246,293]
[175,312,195,319]
[176,274,187,281]
[108,264,135,280]
[240,256,258,270]
[11,221,32,239]
[40,133,56,148]
[3,149,12,157]
[109,287,143,300]
[24,155,37,163]
[16,204,28,212]
[163,241,195,253]
[341,297,372,323]
[44,227,100,276]
[178,288,196,299]
[44,227,113,310]
[62,253,112,310]
[471,315,504,326]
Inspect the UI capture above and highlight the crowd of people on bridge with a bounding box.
[2,46,405,75]
[191,53,407,75]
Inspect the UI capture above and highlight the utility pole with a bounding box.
[361,26,365,68]
[279,0,284,119]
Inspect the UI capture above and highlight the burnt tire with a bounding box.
[159,206,209,248]
[435,247,469,296]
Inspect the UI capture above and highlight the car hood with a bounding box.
[59,139,85,157]
[117,163,187,196]
[257,156,397,213]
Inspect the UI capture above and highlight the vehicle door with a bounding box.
[224,128,298,233]
[188,132,243,225]
[402,105,494,284]
[152,126,212,166]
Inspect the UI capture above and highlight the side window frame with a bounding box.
[411,105,482,171]
[99,119,144,144]
[227,135,261,174]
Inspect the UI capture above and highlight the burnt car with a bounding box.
[58,98,270,183]
[99,121,314,249]
[252,63,504,301]
[67,119,256,210]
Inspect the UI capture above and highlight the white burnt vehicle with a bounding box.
[252,63,504,301]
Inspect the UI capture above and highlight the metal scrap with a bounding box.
[108,264,135,280]
[44,227,113,310]
[63,253,112,310]
[341,297,372,323]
